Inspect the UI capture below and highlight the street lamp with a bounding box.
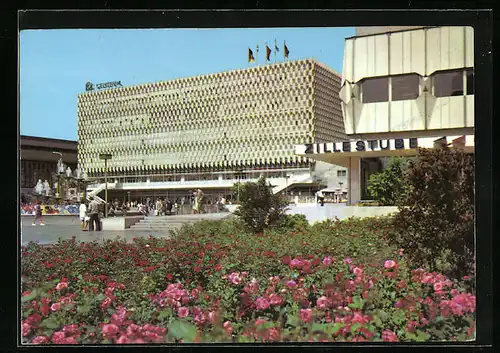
[52,151,63,198]
[99,153,112,218]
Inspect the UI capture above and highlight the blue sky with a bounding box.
[20,27,355,141]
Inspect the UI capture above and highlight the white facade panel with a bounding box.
[356,102,389,133]
[427,96,465,130]
[390,100,426,132]
[426,27,442,76]
[466,95,474,127]
[408,30,426,75]
[374,35,389,77]
[465,27,474,68]
[342,39,354,84]
[353,37,368,83]
[389,32,404,75]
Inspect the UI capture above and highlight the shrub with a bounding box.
[233,176,289,233]
[367,157,410,206]
[277,214,309,232]
[390,147,474,279]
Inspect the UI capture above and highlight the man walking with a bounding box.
[32,200,45,226]
[88,197,100,231]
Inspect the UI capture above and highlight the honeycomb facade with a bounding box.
[77,59,346,177]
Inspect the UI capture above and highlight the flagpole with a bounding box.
[256,45,259,66]
[274,39,277,64]
[284,40,286,61]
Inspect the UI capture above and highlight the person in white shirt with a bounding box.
[79,200,87,230]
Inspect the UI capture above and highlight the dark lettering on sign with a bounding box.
[323,143,331,153]
[368,140,377,150]
[333,143,342,152]
[304,144,313,154]
[379,140,390,150]
[409,138,418,149]
[395,139,404,149]
[343,142,351,152]
[356,141,366,151]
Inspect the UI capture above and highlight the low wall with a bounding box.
[285,203,399,224]
[125,216,144,229]
[101,216,145,230]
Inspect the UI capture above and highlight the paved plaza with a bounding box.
[20,214,225,246]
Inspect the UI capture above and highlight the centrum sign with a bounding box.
[85,81,123,91]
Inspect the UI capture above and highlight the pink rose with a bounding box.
[382,329,398,342]
[223,321,233,335]
[100,297,112,309]
[433,282,444,292]
[60,336,78,344]
[50,303,61,312]
[290,258,304,268]
[286,280,296,288]
[353,267,363,276]
[56,282,68,291]
[255,318,267,326]
[32,335,50,344]
[51,331,66,343]
[322,256,333,265]
[255,297,270,311]
[177,306,189,318]
[208,311,217,323]
[268,294,284,306]
[62,324,79,336]
[384,260,396,269]
[21,322,31,337]
[299,308,313,323]
[102,324,119,338]
[316,296,330,311]
[116,335,130,344]
[194,312,206,325]
[268,327,280,341]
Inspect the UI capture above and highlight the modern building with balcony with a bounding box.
[77,59,347,203]
[296,26,475,205]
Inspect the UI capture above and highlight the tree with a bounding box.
[366,157,410,206]
[233,176,289,233]
[390,147,475,278]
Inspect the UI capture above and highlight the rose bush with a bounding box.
[21,217,475,344]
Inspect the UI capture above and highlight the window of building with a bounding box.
[466,68,474,95]
[433,70,464,97]
[337,170,347,177]
[391,74,420,101]
[361,77,389,103]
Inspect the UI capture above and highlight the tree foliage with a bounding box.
[366,157,410,206]
[233,176,289,233]
[390,147,475,278]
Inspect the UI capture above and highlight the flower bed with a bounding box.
[21,217,475,344]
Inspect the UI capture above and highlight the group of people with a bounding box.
[78,197,102,231]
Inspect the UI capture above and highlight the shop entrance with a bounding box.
[360,157,384,200]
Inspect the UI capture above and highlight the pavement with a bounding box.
[20,213,231,246]
[20,216,172,246]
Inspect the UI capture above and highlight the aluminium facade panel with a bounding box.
[78,59,345,177]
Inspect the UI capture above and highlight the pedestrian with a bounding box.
[167,199,173,215]
[79,199,87,230]
[88,197,100,231]
[32,200,45,226]
[162,199,167,216]
[156,199,162,216]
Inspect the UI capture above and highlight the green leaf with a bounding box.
[332,322,344,335]
[77,305,91,314]
[95,293,106,301]
[350,323,361,333]
[22,289,38,302]
[285,314,299,327]
[415,330,430,342]
[168,319,197,342]
[41,318,59,329]
[77,274,83,280]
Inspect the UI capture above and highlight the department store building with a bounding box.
[78,59,348,202]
